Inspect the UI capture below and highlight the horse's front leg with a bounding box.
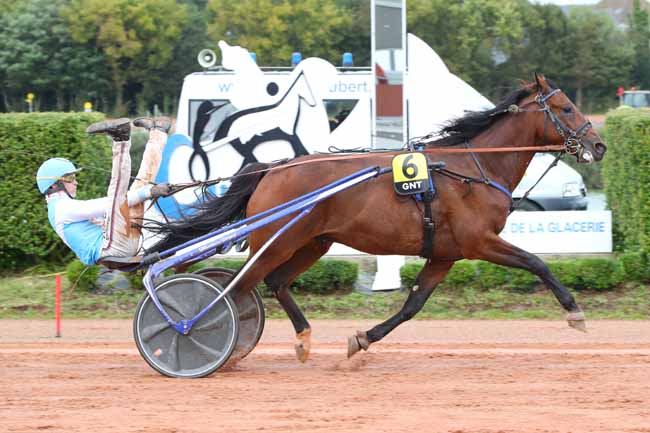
[264,238,332,362]
[348,260,454,358]
[466,233,585,331]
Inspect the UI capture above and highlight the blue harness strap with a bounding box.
[486,180,513,205]
[420,158,438,259]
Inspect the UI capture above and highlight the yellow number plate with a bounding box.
[392,152,431,195]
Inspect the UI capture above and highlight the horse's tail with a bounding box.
[145,162,270,253]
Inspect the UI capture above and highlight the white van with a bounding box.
[512,154,588,211]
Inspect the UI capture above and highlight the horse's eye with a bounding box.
[562,106,573,114]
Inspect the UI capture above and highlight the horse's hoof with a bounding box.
[567,311,587,333]
[294,328,311,363]
[347,331,370,358]
[295,342,309,363]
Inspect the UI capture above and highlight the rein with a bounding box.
[163,144,567,196]
[510,152,563,213]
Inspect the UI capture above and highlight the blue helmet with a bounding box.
[36,158,82,194]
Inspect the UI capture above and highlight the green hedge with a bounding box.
[191,258,358,295]
[292,259,358,294]
[602,109,650,253]
[617,251,650,283]
[66,258,359,295]
[66,259,101,292]
[401,258,626,292]
[0,112,109,270]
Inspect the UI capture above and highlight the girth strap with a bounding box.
[419,164,437,259]
[420,188,435,259]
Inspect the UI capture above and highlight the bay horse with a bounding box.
[148,75,606,361]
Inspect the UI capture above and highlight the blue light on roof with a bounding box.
[291,52,302,66]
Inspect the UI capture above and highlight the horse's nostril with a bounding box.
[594,142,607,155]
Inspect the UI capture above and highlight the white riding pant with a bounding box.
[99,129,167,259]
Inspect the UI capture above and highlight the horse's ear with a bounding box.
[534,73,546,90]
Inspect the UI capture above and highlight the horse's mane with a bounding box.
[432,83,539,147]
[143,162,271,253]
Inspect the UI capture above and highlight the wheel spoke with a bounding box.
[167,333,180,372]
[158,290,189,318]
[194,309,229,332]
[187,335,226,360]
[238,301,257,321]
[192,292,219,317]
[140,321,170,343]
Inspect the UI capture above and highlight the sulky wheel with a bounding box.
[133,273,239,378]
[194,267,265,363]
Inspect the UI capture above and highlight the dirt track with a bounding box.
[2,319,650,433]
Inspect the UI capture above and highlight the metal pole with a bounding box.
[55,274,61,337]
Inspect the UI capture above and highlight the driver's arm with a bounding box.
[57,186,153,223]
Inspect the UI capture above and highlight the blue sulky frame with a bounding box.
[140,165,390,336]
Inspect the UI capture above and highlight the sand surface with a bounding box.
[1,319,650,433]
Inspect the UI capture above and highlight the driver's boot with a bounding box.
[86,118,131,142]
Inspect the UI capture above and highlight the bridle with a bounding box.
[514,87,594,160]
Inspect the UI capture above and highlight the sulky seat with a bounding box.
[98,255,144,271]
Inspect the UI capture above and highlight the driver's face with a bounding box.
[63,177,78,198]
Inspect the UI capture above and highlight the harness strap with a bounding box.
[459,140,514,206]
[420,189,435,259]
[486,180,513,202]
[434,168,513,204]
[509,152,563,214]
[465,140,489,179]
[419,161,437,259]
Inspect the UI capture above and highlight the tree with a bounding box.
[628,0,650,89]
[407,0,523,100]
[334,0,370,66]
[567,7,633,110]
[0,0,110,112]
[492,2,575,99]
[206,0,351,66]
[139,1,211,114]
[63,0,189,114]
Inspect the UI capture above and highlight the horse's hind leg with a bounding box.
[264,238,332,362]
[348,260,453,358]
[467,233,585,331]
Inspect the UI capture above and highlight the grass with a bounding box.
[1,273,649,320]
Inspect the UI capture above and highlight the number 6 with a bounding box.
[402,154,418,179]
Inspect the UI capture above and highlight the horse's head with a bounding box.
[526,74,606,163]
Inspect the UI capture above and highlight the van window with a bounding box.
[325,100,358,131]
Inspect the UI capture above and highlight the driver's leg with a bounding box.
[87,118,140,259]
[127,118,171,235]
[129,117,171,192]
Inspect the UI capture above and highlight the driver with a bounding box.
[36,118,172,265]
